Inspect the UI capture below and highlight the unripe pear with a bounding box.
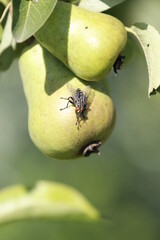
[19,43,115,160]
[34,1,127,81]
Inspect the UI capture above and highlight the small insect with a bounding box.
[60,83,94,126]
[113,54,125,77]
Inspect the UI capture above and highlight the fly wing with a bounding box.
[83,85,95,105]
[67,83,76,98]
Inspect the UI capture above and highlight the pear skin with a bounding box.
[34,1,127,81]
[19,43,116,159]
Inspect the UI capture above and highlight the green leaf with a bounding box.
[0,181,100,225]
[78,0,126,12]
[0,23,3,43]
[0,185,27,202]
[12,0,57,43]
[0,12,16,71]
[126,23,160,97]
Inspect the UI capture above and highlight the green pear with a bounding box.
[34,1,127,81]
[19,43,116,160]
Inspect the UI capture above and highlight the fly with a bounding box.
[60,83,94,126]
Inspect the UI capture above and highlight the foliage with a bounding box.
[127,24,160,96]
[0,181,100,225]
[12,0,57,42]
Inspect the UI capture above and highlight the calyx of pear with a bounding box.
[19,43,116,160]
[34,1,127,81]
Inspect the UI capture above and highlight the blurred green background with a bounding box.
[0,0,160,239]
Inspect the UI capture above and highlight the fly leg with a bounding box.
[75,112,80,126]
[60,97,74,111]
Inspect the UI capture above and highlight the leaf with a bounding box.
[126,23,160,97]
[0,185,27,202]
[0,181,100,225]
[0,12,16,71]
[0,23,2,43]
[12,0,57,43]
[78,0,126,12]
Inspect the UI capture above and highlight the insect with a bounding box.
[60,83,94,126]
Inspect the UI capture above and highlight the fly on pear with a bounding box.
[60,83,94,126]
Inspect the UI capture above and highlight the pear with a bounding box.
[34,1,127,81]
[19,43,115,160]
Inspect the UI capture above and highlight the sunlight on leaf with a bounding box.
[0,12,12,51]
[0,185,27,203]
[78,0,126,12]
[12,0,57,42]
[0,181,100,225]
[126,24,160,97]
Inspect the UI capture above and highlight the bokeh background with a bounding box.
[0,0,160,239]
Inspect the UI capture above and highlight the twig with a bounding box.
[0,2,11,24]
